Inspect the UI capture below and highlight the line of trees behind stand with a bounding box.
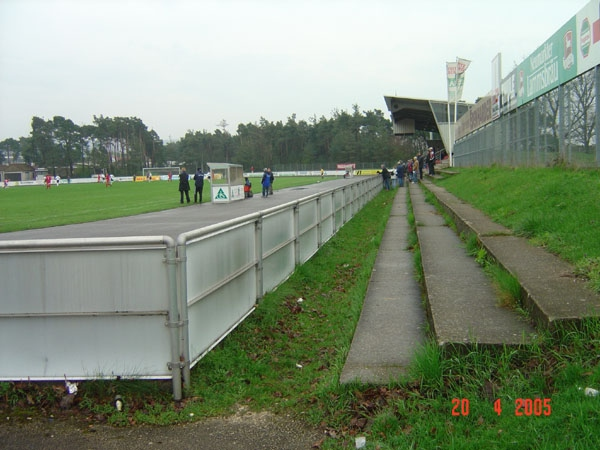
[0,105,425,177]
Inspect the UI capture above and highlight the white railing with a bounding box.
[0,176,381,399]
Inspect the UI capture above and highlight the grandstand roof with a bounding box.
[383,96,471,136]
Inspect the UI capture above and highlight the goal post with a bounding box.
[140,167,179,181]
[142,167,179,177]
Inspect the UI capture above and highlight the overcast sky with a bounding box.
[0,0,590,142]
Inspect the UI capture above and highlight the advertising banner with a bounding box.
[516,17,578,106]
[447,61,458,103]
[456,58,471,102]
[577,0,600,73]
[447,59,471,103]
[500,69,518,115]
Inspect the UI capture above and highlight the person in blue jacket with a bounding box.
[261,168,271,197]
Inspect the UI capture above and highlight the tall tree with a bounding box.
[30,116,59,173]
[0,138,20,165]
[52,115,80,176]
[568,70,596,153]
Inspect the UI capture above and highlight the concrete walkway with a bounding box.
[340,181,540,384]
[341,176,600,385]
[339,187,425,384]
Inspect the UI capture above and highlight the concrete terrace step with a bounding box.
[410,184,537,346]
[421,179,600,330]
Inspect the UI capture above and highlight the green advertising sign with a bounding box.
[517,17,578,106]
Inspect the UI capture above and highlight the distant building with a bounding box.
[0,164,36,182]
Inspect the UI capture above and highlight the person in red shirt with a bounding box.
[45,174,52,189]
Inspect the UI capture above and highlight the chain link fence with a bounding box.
[454,66,600,168]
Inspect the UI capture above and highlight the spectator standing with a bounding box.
[406,159,413,183]
[193,168,204,203]
[418,152,425,180]
[179,167,190,204]
[268,168,275,195]
[412,157,419,183]
[396,161,405,188]
[428,147,436,175]
[378,164,391,190]
[261,168,271,197]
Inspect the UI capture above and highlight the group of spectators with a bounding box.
[177,166,275,203]
[177,167,205,204]
[379,147,437,189]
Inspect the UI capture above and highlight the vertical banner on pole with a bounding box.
[446,58,470,166]
[455,58,471,101]
[447,61,458,103]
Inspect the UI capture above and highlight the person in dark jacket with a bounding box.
[378,164,391,190]
[427,147,436,175]
[395,161,405,187]
[193,168,204,203]
[268,168,275,195]
[418,152,426,180]
[179,167,190,204]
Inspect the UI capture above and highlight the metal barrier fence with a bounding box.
[0,176,381,399]
[454,66,600,168]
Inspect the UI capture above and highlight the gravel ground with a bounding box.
[0,409,325,450]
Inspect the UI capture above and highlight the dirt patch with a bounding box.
[0,408,324,450]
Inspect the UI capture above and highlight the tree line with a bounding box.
[0,105,424,177]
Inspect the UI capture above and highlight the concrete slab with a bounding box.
[340,189,426,384]
[421,179,600,329]
[410,185,536,346]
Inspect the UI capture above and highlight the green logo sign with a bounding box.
[215,188,228,200]
[581,18,591,58]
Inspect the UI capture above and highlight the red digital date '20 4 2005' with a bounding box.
[451,398,552,416]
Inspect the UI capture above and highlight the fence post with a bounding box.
[293,203,300,266]
[165,240,183,401]
[316,197,322,249]
[255,215,264,300]
[175,238,191,390]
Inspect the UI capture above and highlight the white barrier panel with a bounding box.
[0,237,177,382]
[261,207,296,294]
[184,221,258,364]
[0,176,382,398]
[297,198,320,263]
